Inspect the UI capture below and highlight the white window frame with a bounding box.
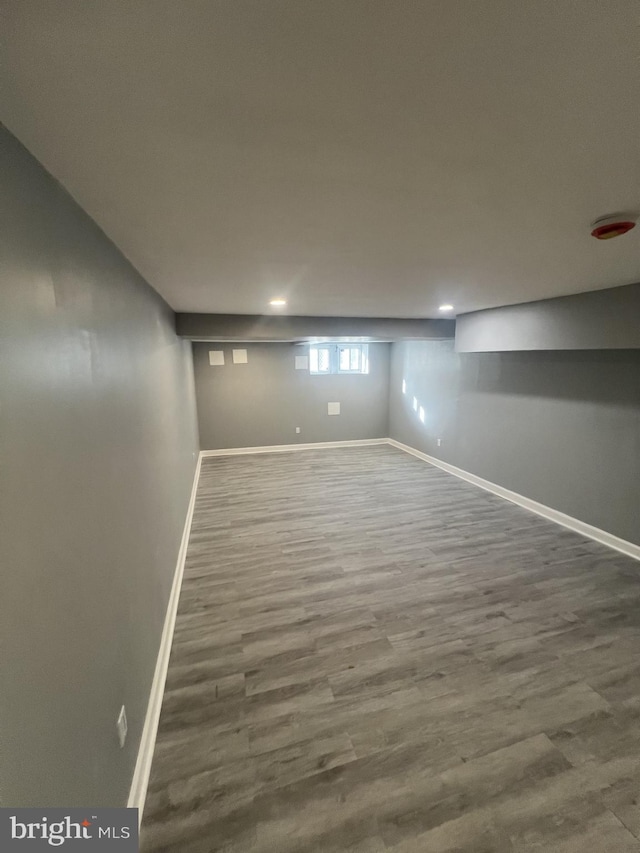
[309,345,332,374]
[309,343,369,375]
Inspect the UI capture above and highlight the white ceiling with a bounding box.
[1,0,639,318]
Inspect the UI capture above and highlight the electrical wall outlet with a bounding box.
[295,427,301,434]
[437,438,443,447]
[117,705,128,749]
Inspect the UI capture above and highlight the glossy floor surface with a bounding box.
[142,446,640,852]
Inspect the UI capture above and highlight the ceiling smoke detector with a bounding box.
[590,213,637,240]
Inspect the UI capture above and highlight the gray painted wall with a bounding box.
[0,126,200,807]
[456,283,640,352]
[390,340,640,545]
[194,343,390,449]
[177,313,454,342]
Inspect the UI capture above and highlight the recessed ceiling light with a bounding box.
[269,298,287,307]
[439,304,454,312]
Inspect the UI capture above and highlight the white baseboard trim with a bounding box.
[128,451,203,823]
[387,438,640,563]
[200,438,388,457]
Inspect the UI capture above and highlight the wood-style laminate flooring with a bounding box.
[142,445,640,852]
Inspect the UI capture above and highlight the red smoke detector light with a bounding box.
[590,214,636,240]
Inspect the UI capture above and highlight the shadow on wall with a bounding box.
[457,350,640,406]
[392,338,640,545]
[399,343,640,411]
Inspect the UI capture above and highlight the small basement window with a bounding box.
[309,343,369,375]
[309,345,332,374]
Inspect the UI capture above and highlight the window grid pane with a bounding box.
[311,343,369,374]
[318,348,330,372]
